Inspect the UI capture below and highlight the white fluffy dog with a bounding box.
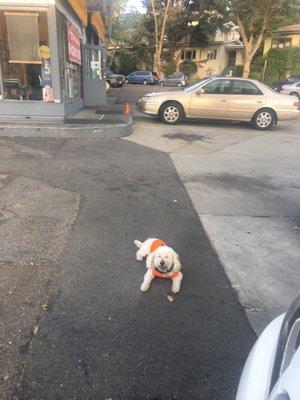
[134,238,183,293]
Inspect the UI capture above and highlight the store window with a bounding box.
[0,10,51,101]
[57,12,82,101]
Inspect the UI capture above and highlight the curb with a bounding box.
[0,116,133,139]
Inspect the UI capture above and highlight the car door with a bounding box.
[128,72,136,83]
[189,79,232,119]
[229,79,265,120]
[164,75,172,86]
[170,75,178,86]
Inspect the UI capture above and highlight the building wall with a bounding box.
[264,33,300,54]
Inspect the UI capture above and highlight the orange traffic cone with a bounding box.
[123,102,131,116]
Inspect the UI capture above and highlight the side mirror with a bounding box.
[196,88,204,95]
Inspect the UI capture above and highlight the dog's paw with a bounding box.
[141,283,149,292]
[136,252,143,261]
[172,287,180,294]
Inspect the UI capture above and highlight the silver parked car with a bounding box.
[137,77,300,130]
[160,74,188,88]
[280,81,300,99]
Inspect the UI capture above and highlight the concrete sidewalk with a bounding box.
[0,105,133,139]
[126,118,300,333]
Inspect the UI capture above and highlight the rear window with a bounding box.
[232,80,262,95]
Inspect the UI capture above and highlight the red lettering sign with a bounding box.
[67,21,81,65]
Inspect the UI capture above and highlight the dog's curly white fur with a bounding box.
[134,238,183,293]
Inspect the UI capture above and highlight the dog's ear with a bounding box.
[172,250,182,271]
[146,252,155,269]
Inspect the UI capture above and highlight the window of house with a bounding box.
[0,10,50,101]
[181,49,196,60]
[232,80,262,95]
[202,79,232,94]
[207,49,217,60]
[272,38,292,48]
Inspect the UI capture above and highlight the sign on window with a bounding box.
[67,21,81,65]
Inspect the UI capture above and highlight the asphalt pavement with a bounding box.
[0,135,255,399]
[122,83,300,334]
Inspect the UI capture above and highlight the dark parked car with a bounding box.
[125,71,159,85]
[160,73,188,88]
[105,69,125,88]
[271,76,300,92]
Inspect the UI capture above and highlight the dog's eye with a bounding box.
[165,256,168,259]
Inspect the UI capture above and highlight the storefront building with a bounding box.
[0,0,111,117]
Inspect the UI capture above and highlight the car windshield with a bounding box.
[184,78,212,92]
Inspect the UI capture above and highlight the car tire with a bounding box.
[252,108,276,131]
[159,102,184,125]
[142,80,148,85]
[290,91,300,99]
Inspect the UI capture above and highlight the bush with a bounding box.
[162,61,176,76]
[221,65,243,77]
[250,47,300,84]
[115,51,139,76]
[179,60,197,77]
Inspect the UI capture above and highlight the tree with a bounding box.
[150,0,172,75]
[229,0,299,77]
[144,0,227,74]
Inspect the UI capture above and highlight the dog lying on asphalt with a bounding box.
[134,238,183,293]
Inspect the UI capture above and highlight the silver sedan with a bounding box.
[280,81,300,99]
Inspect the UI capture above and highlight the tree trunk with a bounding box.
[243,56,252,78]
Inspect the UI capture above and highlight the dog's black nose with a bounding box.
[160,260,165,266]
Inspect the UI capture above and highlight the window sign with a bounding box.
[67,21,81,65]
[41,60,54,102]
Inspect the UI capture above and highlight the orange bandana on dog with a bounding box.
[152,269,180,279]
[150,239,179,279]
[150,239,166,253]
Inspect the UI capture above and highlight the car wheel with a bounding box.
[177,82,182,88]
[252,108,276,131]
[159,102,184,125]
[160,82,164,86]
[290,91,300,99]
[142,80,148,85]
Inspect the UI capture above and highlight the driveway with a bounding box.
[122,84,300,333]
[0,136,254,399]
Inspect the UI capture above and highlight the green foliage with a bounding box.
[222,64,244,77]
[250,47,300,84]
[179,60,197,77]
[115,51,139,76]
[162,61,176,76]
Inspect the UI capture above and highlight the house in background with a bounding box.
[175,22,244,78]
[264,24,300,54]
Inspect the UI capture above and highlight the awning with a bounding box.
[67,0,88,26]
[91,11,106,43]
